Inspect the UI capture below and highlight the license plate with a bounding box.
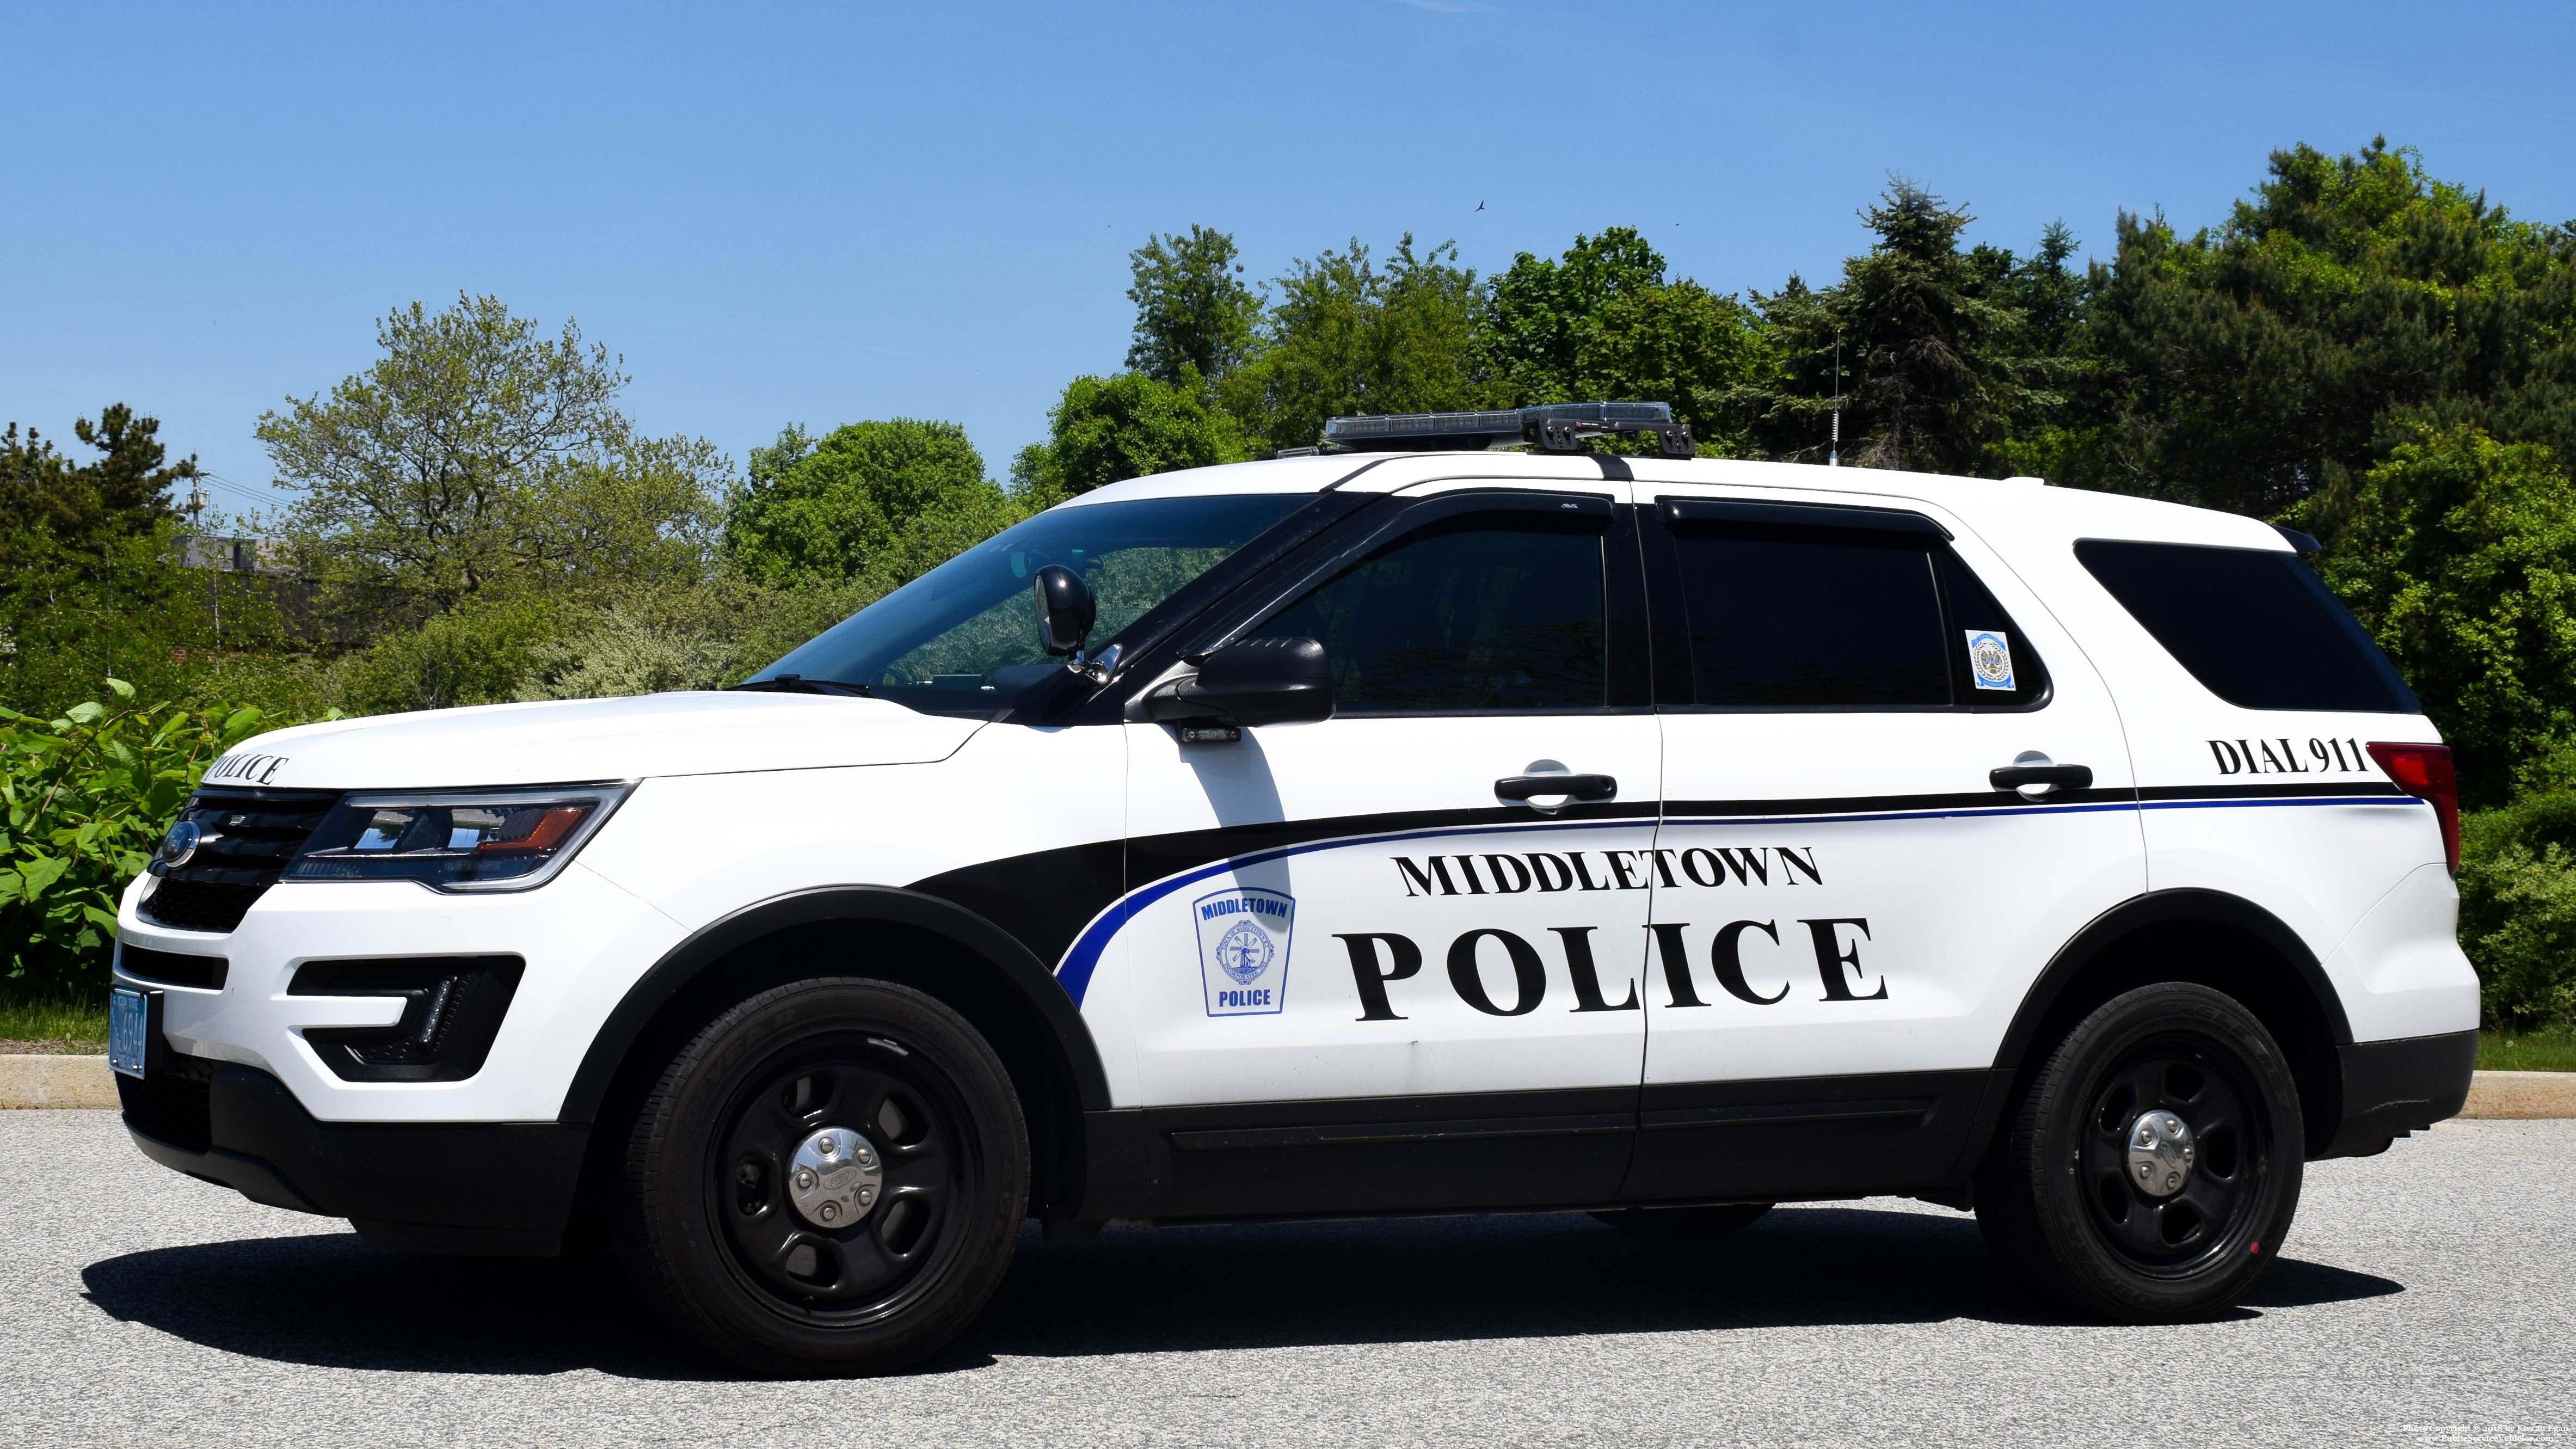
[108,988,150,1079]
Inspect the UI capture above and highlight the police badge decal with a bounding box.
[1194,886,1295,1016]
[1965,630,2015,691]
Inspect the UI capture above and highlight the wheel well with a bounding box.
[569,915,1095,1241]
[1997,906,2347,1156]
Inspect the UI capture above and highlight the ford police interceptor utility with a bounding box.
[109,402,2476,1375]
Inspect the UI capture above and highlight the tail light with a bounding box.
[2366,742,2459,871]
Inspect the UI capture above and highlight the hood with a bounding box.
[200,692,986,791]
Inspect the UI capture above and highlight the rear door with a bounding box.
[1628,491,2145,1202]
[1081,482,1660,1214]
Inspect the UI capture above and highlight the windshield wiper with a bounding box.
[726,674,872,697]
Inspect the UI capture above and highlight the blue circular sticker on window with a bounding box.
[1966,631,2016,691]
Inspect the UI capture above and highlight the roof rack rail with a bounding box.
[1277,401,1694,459]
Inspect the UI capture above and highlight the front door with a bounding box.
[1084,485,1661,1214]
[1626,489,2145,1202]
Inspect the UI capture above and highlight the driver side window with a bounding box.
[1261,514,1608,715]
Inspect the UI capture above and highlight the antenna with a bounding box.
[1829,329,1842,468]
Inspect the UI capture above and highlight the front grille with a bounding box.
[116,1051,216,1153]
[138,788,339,935]
[116,942,229,990]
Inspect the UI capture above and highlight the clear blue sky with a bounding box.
[6,1,2571,518]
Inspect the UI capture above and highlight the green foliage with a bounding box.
[2083,138,2576,515]
[0,683,294,993]
[723,420,1028,585]
[1737,180,2055,475]
[259,294,727,625]
[2304,426,2576,804]
[0,406,291,713]
[1012,369,1251,498]
[1483,228,1769,453]
[2457,790,2576,1028]
[0,993,108,1048]
[516,574,888,701]
[328,594,569,715]
[1220,235,1493,454]
[1127,225,1262,384]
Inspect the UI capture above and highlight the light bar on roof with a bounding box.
[1308,401,1693,457]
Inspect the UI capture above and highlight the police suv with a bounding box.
[110,402,2476,1374]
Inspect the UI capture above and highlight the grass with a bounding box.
[2479,1025,2576,1072]
[0,993,108,1053]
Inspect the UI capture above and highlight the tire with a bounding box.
[1590,1203,1773,1235]
[617,977,1029,1376]
[1974,981,2302,1323]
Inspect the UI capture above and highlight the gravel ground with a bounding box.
[4,1110,2569,1448]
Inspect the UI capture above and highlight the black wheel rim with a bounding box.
[2076,1035,2268,1276]
[708,1034,975,1324]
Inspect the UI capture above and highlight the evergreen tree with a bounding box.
[2085,138,2576,519]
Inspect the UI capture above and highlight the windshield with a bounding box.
[750,492,1309,716]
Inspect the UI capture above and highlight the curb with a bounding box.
[2460,1070,2576,1120]
[0,1054,118,1109]
[7,1054,2576,1117]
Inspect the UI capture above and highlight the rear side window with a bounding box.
[2074,539,2418,713]
[1659,505,2051,709]
[1671,530,1950,706]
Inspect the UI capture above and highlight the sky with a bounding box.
[5,0,2573,520]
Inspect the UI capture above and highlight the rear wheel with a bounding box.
[617,978,1028,1376]
[1975,981,2301,1322]
[1590,1203,1773,1235]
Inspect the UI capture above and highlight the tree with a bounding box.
[1481,228,1770,453]
[1012,369,1250,498]
[2082,138,2576,517]
[723,419,1025,585]
[1734,180,2053,475]
[0,407,255,710]
[1126,225,1263,385]
[257,294,725,622]
[2307,425,2576,805]
[1221,235,1492,453]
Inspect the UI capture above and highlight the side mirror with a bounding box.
[1032,565,1095,658]
[1153,636,1335,728]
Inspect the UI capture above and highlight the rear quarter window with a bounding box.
[2074,538,2419,713]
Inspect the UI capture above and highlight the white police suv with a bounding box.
[109,402,2476,1374]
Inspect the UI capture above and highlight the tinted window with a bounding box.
[1939,552,2050,707]
[2075,540,2415,713]
[1262,516,1606,713]
[1671,529,1950,706]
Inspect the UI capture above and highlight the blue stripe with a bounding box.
[1050,790,2429,1005]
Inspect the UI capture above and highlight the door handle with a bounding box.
[1989,763,2092,791]
[1496,773,1618,803]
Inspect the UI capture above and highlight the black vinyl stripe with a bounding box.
[1661,787,2135,817]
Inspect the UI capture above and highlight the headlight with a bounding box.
[285,784,632,892]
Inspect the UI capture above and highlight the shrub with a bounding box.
[2456,790,2576,1028]
[0,683,296,995]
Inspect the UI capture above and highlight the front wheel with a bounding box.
[617,978,1029,1376]
[1974,981,2302,1323]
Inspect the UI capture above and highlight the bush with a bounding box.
[2456,790,2576,1028]
[0,683,298,994]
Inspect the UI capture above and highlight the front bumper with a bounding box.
[120,1053,585,1255]
[115,858,686,1124]
[2316,1028,2479,1158]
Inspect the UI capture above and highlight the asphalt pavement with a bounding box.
[4,1109,2570,1448]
